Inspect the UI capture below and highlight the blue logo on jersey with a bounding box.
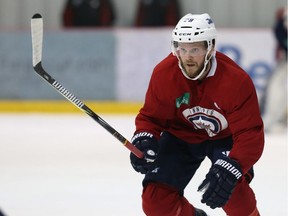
[183,106,228,137]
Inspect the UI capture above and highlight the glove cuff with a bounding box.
[214,158,242,180]
[131,132,156,144]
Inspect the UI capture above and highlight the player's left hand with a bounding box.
[198,157,242,209]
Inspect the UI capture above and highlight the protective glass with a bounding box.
[176,43,207,57]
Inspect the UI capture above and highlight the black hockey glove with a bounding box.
[198,157,242,209]
[130,132,159,174]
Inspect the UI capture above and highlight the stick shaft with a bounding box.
[31,14,144,158]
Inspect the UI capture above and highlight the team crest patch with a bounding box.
[183,106,228,137]
[176,93,190,108]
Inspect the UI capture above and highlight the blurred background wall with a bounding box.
[0,0,286,118]
[0,0,286,29]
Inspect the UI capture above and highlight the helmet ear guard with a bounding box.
[171,41,178,55]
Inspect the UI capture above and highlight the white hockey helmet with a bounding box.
[171,13,217,80]
[172,13,216,52]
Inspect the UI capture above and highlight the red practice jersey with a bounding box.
[135,52,264,173]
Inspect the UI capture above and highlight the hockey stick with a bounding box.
[30,13,144,158]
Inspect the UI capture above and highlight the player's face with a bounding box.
[177,42,208,79]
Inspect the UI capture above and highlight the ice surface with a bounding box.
[0,114,286,216]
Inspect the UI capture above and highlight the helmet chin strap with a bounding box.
[179,51,213,81]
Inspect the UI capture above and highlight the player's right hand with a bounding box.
[130,132,159,174]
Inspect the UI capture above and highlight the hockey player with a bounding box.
[134,0,180,27]
[130,13,264,216]
[62,0,115,27]
[262,6,287,132]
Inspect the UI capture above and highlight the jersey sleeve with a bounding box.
[227,76,264,174]
[134,68,175,139]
